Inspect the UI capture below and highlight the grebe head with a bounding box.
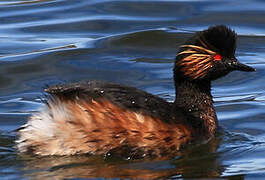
[174,25,255,82]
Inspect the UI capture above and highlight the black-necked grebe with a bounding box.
[16,25,255,157]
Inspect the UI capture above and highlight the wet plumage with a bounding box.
[16,25,255,157]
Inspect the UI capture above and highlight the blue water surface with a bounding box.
[0,0,265,179]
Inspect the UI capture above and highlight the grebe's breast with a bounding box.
[17,81,192,157]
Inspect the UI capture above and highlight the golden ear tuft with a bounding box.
[178,45,215,55]
[176,45,217,79]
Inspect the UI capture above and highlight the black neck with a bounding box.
[173,78,217,138]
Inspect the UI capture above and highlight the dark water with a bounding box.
[0,0,265,179]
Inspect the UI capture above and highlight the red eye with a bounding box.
[214,54,222,61]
